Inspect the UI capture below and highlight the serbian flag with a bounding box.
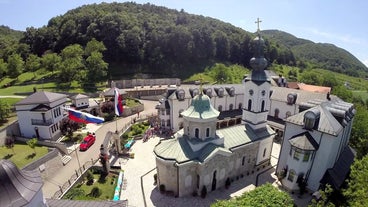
[66,108,104,124]
[114,88,123,116]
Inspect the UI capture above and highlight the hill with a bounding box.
[0,2,366,79]
[262,30,368,77]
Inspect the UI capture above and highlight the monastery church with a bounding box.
[154,21,355,197]
[154,24,275,197]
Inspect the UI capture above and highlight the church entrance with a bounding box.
[212,171,217,191]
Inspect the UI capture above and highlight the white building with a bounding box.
[15,91,68,140]
[276,99,355,192]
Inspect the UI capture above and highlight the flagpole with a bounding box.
[115,114,118,134]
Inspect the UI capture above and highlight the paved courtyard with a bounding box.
[119,137,312,207]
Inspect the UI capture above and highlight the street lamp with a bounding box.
[75,142,82,174]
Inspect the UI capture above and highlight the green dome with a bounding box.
[181,94,219,120]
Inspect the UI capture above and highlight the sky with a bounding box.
[0,0,367,67]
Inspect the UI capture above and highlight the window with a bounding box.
[177,90,185,100]
[218,105,223,112]
[229,87,235,96]
[179,109,184,118]
[205,88,212,97]
[217,88,224,97]
[195,128,199,138]
[248,99,252,111]
[261,90,266,96]
[206,128,210,137]
[261,100,265,112]
[161,119,165,127]
[166,119,170,127]
[293,148,301,160]
[238,103,242,110]
[263,148,266,157]
[303,151,311,162]
[249,89,254,96]
[274,108,279,118]
[197,174,200,188]
[161,109,165,115]
[287,169,296,182]
[242,156,245,166]
[229,104,234,110]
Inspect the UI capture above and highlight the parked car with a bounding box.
[79,134,96,151]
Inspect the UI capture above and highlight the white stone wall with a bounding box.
[156,158,177,193]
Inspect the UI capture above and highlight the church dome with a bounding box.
[0,159,44,206]
[181,93,219,120]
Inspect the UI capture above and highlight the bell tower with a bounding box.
[242,18,272,131]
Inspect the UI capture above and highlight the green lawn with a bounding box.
[352,90,368,101]
[0,142,49,168]
[63,170,118,200]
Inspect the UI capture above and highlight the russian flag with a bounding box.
[114,88,123,116]
[66,108,104,124]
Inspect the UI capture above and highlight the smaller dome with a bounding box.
[181,94,219,120]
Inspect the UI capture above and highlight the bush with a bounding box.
[86,170,94,185]
[153,173,157,185]
[159,184,166,193]
[201,186,207,198]
[90,187,102,198]
[64,188,85,199]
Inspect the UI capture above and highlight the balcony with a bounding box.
[31,118,53,126]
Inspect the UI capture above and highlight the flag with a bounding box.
[66,108,104,124]
[114,88,123,116]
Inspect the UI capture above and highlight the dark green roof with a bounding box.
[181,93,219,119]
[154,125,275,163]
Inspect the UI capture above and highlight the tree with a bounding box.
[211,183,293,207]
[25,54,41,77]
[7,53,24,78]
[84,38,106,56]
[59,44,85,84]
[0,58,7,79]
[0,99,10,121]
[343,155,368,206]
[26,138,38,155]
[83,51,108,88]
[41,52,61,73]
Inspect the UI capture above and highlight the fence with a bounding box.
[52,158,98,199]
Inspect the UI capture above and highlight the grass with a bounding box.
[0,142,49,168]
[63,170,118,200]
[125,98,141,108]
[352,90,368,101]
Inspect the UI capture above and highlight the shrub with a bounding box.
[201,186,207,198]
[159,184,166,193]
[64,188,85,199]
[90,187,102,198]
[153,173,157,185]
[86,170,94,185]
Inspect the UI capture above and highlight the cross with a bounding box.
[255,18,262,31]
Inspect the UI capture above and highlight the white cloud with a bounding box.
[304,27,365,45]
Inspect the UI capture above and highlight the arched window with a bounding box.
[218,105,223,112]
[229,104,234,110]
[248,99,252,111]
[274,108,279,118]
[238,103,243,110]
[195,128,199,138]
[177,90,185,100]
[263,148,267,157]
[261,100,265,112]
[242,156,245,166]
[206,128,210,137]
[287,169,296,182]
[179,109,184,118]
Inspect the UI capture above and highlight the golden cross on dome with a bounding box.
[255,17,262,32]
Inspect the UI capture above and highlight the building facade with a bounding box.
[15,91,68,140]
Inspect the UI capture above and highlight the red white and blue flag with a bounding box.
[114,88,123,116]
[66,108,104,124]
